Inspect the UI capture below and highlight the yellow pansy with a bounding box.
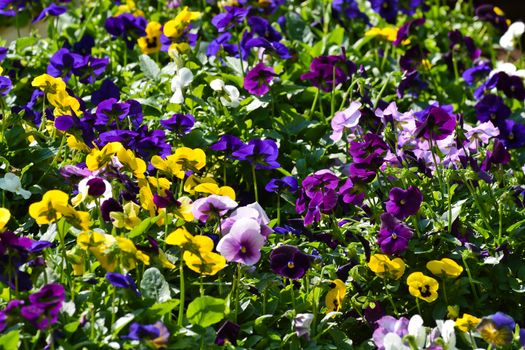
[138,21,162,55]
[48,90,82,116]
[455,313,481,332]
[0,208,10,231]
[447,305,460,320]
[325,279,346,313]
[173,196,194,221]
[148,177,172,192]
[151,147,206,179]
[116,0,144,17]
[110,202,141,230]
[86,142,123,171]
[116,236,150,267]
[163,7,201,39]
[139,183,157,217]
[183,250,226,275]
[29,190,70,225]
[426,258,463,278]
[184,175,216,194]
[67,248,85,276]
[0,66,3,75]
[67,134,91,152]
[117,148,146,179]
[60,206,91,231]
[194,183,236,201]
[407,272,439,303]
[31,74,66,95]
[368,254,406,280]
[365,27,398,42]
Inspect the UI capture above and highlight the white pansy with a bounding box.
[435,320,457,350]
[210,78,241,108]
[383,333,410,350]
[499,21,525,51]
[408,315,427,348]
[0,173,31,199]
[170,67,194,104]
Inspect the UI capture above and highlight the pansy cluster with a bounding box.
[0,0,525,348]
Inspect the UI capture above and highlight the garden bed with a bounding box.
[0,0,525,349]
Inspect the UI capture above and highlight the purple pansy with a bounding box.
[243,63,277,96]
[216,217,266,265]
[462,61,491,85]
[160,113,195,135]
[0,76,12,96]
[212,6,249,32]
[414,106,456,141]
[270,245,312,280]
[377,213,413,255]
[301,53,357,92]
[385,186,423,219]
[394,17,425,46]
[265,176,298,193]
[33,3,66,23]
[215,320,241,346]
[105,13,147,49]
[192,195,238,223]
[330,101,362,141]
[232,138,280,169]
[372,315,409,350]
[106,272,141,296]
[370,0,399,24]
[47,48,85,82]
[499,119,525,149]
[475,94,510,125]
[124,321,170,348]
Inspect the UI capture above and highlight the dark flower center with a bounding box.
[146,37,158,49]
[419,285,431,297]
[399,199,406,205]
[490,113,496,120]
[509,133,514,140]
[287,261,295,269]
[391,233,397,239]
[240,246,247,253]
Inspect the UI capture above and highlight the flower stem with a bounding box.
[178,254,185,327]
[234,263,242,322]
[251,164,259,203]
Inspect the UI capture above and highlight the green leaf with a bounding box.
[186,295,226,328]
[0,330,19,350]
[140,267,171,302]
[139,54,161,81]
[15,37,38,51]
[149,299,180,317]
[128,215,160,238]
[64,321,80,333]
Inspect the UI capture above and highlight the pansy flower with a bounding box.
[477,312,515,347]
[325,279,346,313]
[385,186,423,219]
[124,321,170,349]
[377,213,413,255]
[138,21,162,54]
[426,258,463,278]
[243,62,277,96]
[368,254,405,280]
[270,245,312,280]
[406,272,439,303]
[217,218,266,265]
[232,139,280,169]
[215,320,241,346]
[455,313,481,332]
[106,272,141,296]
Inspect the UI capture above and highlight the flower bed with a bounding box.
[0,0,525,349]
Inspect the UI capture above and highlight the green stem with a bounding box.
[251,164,259,203]
[461,254,479,302]
[290,279,296,315]
[309,88,319,119]
[234,263,242,322]
[178,253,186,327]
[442,279,449,306]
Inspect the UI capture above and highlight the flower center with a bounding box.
[399,199,406,205]
[490,113,496,120]
[391,233,397,239]
[240,246,247,253]
[419,285,431,297]
[287,261,295,269]
[509,133,514,140]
